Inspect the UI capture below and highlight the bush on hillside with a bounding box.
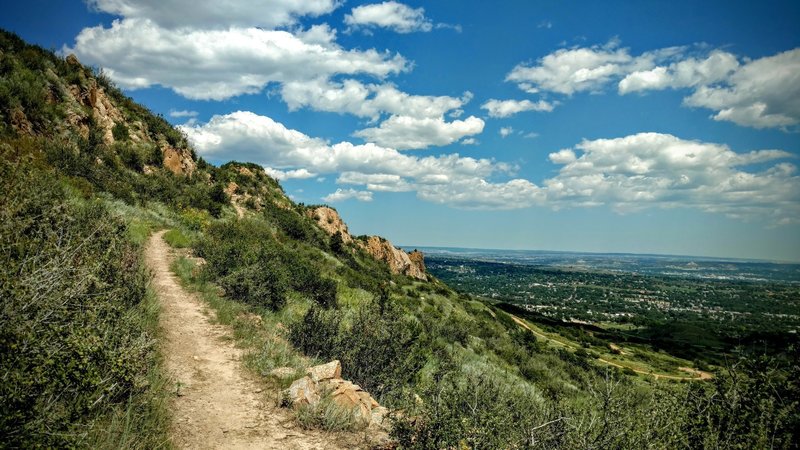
[289,300,427,400]
[0,149,160,447]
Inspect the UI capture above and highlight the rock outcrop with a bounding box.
[161,144,196,176]
[87,79,123,145]
[308,206,427,280]
[285,360,389,431]
[408,250,426,275]
[64,57,124,145]
[360,236,427,281]
[309,206,353,244]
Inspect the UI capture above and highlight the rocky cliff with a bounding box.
[308,206,427,280]
[65,55,197,177]
[359,236,427,280]
[309,206,353,244]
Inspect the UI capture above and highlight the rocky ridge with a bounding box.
[309,206,427,280]
[360,236,427,281]
[309,206,353,244]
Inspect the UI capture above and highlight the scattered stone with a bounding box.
[285,360,390,432]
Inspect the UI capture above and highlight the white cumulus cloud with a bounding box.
[66,19,407,100]
[344,1,432,33]
[323,188,373,202]
[619,50,739,94]
[683,48,800,129]
[181,112,799,221]
[281,78,468,120]
[263,167,317,180]
[506,41,659,95]
[545,132,799,222]
[506,41,800,130]
[354,115,485,150]
[180,111,540,210]
[481,99,555,117]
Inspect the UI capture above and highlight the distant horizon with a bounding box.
[401,244,800,265]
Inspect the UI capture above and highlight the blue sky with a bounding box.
[2,0,799,261]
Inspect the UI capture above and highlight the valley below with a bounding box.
[423,247,800,373]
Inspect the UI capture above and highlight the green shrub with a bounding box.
[392,361,547,449]
[112,122,129,141]
[289,300,427,401]
[0,150,164,447]
[163,227,191,248]
[219,263,288,311]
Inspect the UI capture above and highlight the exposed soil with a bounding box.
[145,230,347,449]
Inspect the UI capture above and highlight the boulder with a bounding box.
[307,359,341,382]
[284,360,389,431]
[287,376,319,406]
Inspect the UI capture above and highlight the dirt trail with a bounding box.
[146,230,343,449]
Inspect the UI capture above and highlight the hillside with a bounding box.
[1,29,798,449]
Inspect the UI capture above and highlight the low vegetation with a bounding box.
[0,146,170,448]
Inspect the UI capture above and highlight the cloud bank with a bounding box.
[182,112,799,223]
[506,42,800,129]
[68,0,475,149]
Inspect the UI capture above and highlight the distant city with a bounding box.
[410,246,800,284]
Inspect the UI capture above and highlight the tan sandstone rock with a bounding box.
[285,360,390,433]
[309,207,353,244]
[161,144,196,177]
[307,359,342,382]
[287,376,319,406]
[360,236,427,280]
